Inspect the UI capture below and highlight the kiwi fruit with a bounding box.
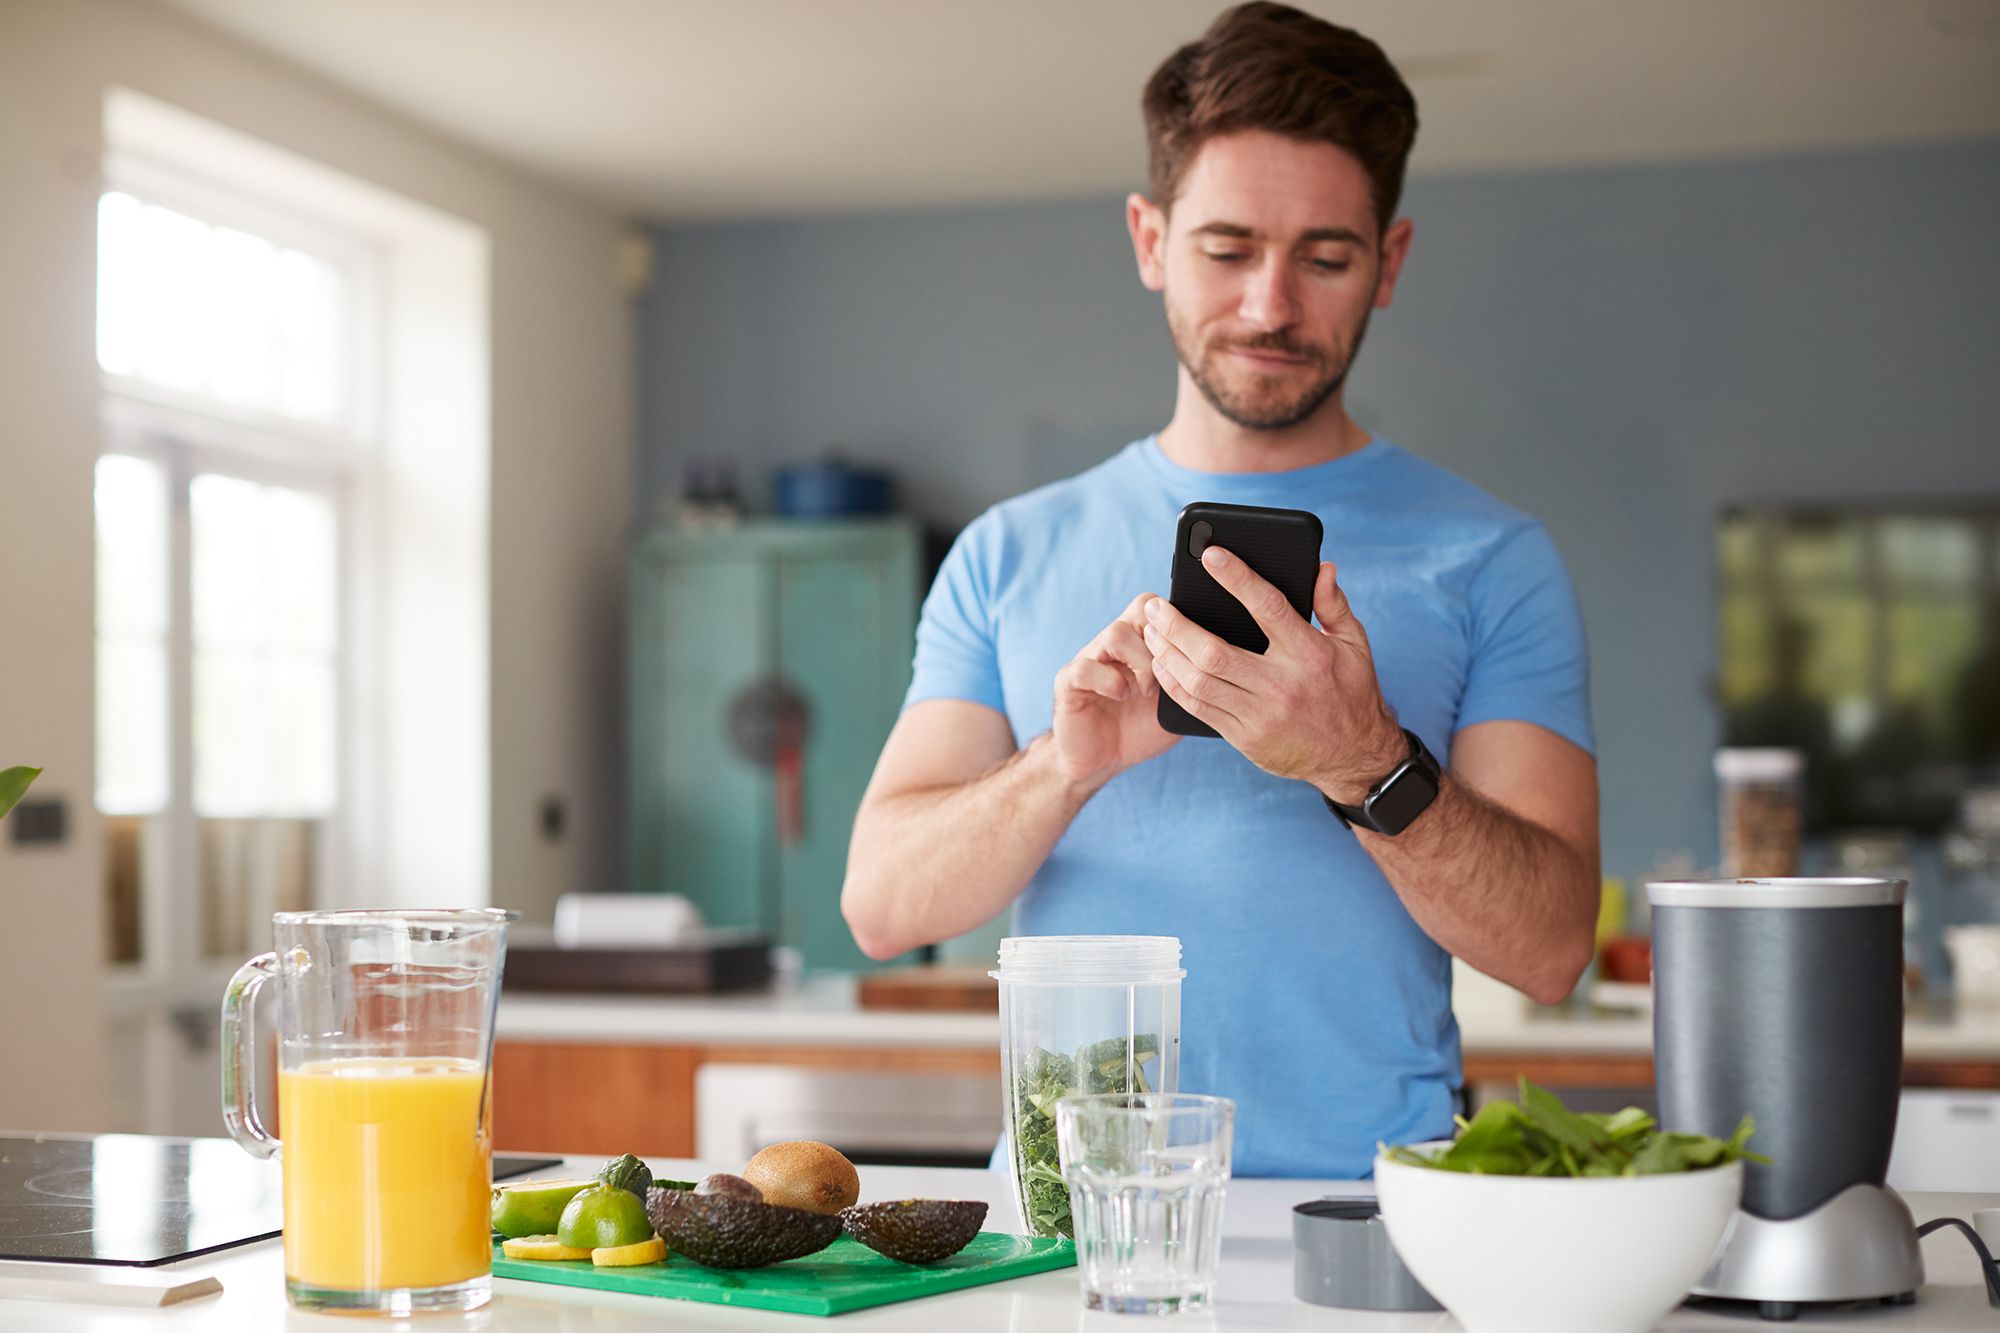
[741,1140,860,1216]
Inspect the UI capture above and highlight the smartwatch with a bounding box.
[1322,728,1441,836]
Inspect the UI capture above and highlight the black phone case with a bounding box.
[1157,502,1324,738]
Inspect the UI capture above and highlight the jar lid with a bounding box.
[991,935,1185,985]
[1713,748,1804,782]
[1646,877,1905,909]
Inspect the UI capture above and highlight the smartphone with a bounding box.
[1156,501,1324,738]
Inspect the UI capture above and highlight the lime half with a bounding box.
[557,1184,655,1250]
[491,1178,597,1239]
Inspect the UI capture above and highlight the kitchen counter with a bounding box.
[5,1159,1996,1330]
[490,979,2000,1159]
[498,975,998,1048]
[500,972,2000,1063]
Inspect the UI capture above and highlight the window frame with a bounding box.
[96,161,377,983]
[99,147,379,447]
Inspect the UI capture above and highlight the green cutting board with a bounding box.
[493,1232,1075,1316]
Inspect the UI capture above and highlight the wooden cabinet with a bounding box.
[492,1042,702,1158]
[628,518,924,973]
[490,1039,999,1158]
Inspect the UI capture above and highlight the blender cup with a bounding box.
[993,935,1183,1237]
[221,908,517,1315]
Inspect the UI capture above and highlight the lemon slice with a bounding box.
[501,1234,594,1261]
[592,1236,667,1267]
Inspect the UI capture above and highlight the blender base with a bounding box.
[1692,1183,1924,1313]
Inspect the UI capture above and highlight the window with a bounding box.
[94,175,367,968]
[96,191,349,425]
[1718,505,2000,833]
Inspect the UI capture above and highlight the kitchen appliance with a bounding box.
[695,1063,1002,1169]
[993,936,1183,1238]
[1649,877,1923,1320]
[505,926,775,994]
[0,1132,557,1267]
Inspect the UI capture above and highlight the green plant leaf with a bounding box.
[1385,1081,1764,1177]
[0,767,40,821]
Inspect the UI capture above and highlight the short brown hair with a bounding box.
[1142,2,1419,236]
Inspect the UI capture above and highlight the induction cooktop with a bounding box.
[0,1134,560,1267]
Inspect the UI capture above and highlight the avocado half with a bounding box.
[645,1184,842,1268]
[840,1199,988,1264]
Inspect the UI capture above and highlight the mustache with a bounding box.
[1213,332,1324,362]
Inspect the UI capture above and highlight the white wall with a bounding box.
[0,0,631,1131]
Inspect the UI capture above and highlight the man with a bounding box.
[841,2,1599,1178]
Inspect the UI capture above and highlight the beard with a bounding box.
[1167,303,1370,432]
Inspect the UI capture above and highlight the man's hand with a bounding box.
[1143,546,1404,802]
[1052,593,1181,793]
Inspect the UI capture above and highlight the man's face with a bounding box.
[1130,130,1411,432]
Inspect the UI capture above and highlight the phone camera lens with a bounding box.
[1188,521,1213,559]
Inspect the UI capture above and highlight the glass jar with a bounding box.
[1715,748,1804,878]
[993,935,1183,1238]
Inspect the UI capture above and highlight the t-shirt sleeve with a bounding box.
[1454,523,1595,755]
[903,513,1008,715]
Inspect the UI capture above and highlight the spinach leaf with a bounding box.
[1010,1033,1160,1237]
[1382,1079,1767,1178]
[1011,1046,1077,1237]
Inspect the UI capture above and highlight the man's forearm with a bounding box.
[1356,776,1599,1004]
[842,733,1095,959]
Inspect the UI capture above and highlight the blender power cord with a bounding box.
[1916,1217,2000,1307]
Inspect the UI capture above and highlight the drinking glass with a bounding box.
[220,908,517,1315]
[1056,1092,1234,1315]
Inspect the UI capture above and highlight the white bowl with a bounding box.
[1375,1147,1742,1333]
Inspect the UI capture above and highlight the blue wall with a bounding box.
[636,140,2000,886]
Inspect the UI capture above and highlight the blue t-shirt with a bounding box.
[907,436,1593,1178]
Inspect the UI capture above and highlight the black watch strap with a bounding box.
[1322,728,1441,836]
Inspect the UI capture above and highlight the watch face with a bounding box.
[1368,763,1440,836]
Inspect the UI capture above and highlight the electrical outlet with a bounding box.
[9,798,67,845]
[539,795,565,842]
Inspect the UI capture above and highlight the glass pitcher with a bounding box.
[221,908,517,1315]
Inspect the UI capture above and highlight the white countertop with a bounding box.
[3,1159,1995,1331]
[496,973,2000,1063]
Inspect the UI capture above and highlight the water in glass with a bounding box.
[1058,1093,1233,1315]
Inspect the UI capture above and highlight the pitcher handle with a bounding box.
[221,952,280,1159]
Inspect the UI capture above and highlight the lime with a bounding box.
[491,1178,597,1239]
[557,1184,654,1250]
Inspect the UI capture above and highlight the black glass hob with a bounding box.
[0,1135,560,1267]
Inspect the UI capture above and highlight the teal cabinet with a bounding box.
[629,519,922,972]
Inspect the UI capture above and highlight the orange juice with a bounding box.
[278,1056,491,1292]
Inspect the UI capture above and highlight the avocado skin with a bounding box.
[645,1185,842,1268]
[839,1199,988,1263]
[596,1153,653,1197]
